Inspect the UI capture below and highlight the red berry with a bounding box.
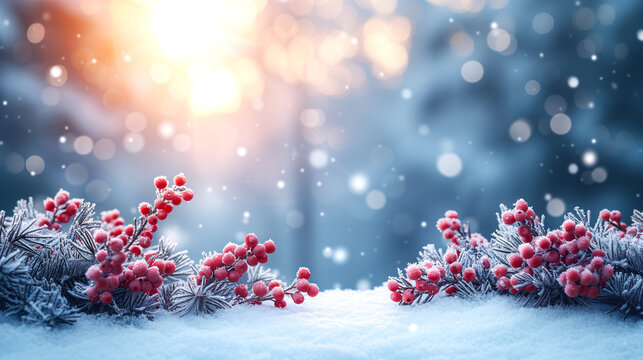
[65,203,78,216]
[574,225,586,237]
[427,283,439,295]
[234,261,248,274]
[246,255,259,266]
[171,196,182,206]
[437,218,450,231]
[214,267,228,280]
[253,281,268,297]
[445,285,457,296]
[587,287,599,299]
[86,286,99,301]
[234,245,248,258]
[406,266,422,280]
[157,211,168,220]
[493,265,508,278]
[566,268,580,283]
[138,202,151,215]
[415,280,429,292]
[463,268,476,282]
[442,229,455,239]
[86,266,101,281]
[37,217,51,227]
[222,253,236,266]
[526,208,536,220]
[163,203,174,213]
[268,280,281,290]
[174,174,187,187]
[537,237,551,250]
[244,233,259,248]
[444,251,457,264]
[565,282,580,298]
[54,190,69,206]
[387,280,399,292]
[449,262,462,275]
[181,189,194,201]
[44,198,56,212]
[138,237,152,248]
[154,176,168,189]
[518,244,535,259]
[147,215,159,226]
[100,291,113,304]
[233,284,248,297]
[563,220,576,233]
[402,289,415,303]
[223,243,236,253]
[154,198,165,210]
[502,211,515,225]
[274,299,287,308]
[292,292,305,304]
[94,230,108,244]
[514,210,526,222]
[590,257,604,270]
[601,265,614,281]
[577,236,590,250]
[445,210,458,219]
[228,270,241,282]
[481,256,491,269]
[297,267,311,280]
[133,261,148,277]
[390,292,402,302]
[271,287,285,300]
[610,210,621,222]
[264,240,276,254]
[508,253,523,268]
[515,199,528,212]
[253,244,266,257]
[580,270,593,286]
[527,255,543,268]
[427,269,441,282]
[307,284,319,297]
[599,209,611,221]
[296,279,310,292]
[164,261,176,275]
[517,225,531,238]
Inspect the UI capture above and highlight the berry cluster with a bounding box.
[195,234,276,285]
[84,174,192,304]
[389,210,490,304]
[599,209,641,239]
[501,199,538,242]
[494,200,613,298]
[436,211,488,249]
[236,267,319,308]
[194,234,318,308]
[38,190,81,231]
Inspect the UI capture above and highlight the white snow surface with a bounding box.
[1,287,641,360]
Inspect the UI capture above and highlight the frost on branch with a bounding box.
[387,199,643,318]
[0,173,317,327]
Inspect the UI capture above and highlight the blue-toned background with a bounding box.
[1,0,641,289]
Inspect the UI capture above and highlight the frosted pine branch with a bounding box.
[387,199,643,318]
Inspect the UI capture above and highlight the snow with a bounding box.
[1,287,642,360]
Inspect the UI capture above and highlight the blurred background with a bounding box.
[0,0,641,290]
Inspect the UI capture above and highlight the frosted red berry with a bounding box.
[99,291,113,304]
[292,292,305,304]
[444,251,457,264]
[181,189,194,201]
[263,240,276,254]
[406,266,422,280]
[174,174,187,187]
[297,267,311,280]
[154,176,168,189]
[463,268,476,282]
[253,281,268,297]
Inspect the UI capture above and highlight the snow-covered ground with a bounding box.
[1,287,641,360]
